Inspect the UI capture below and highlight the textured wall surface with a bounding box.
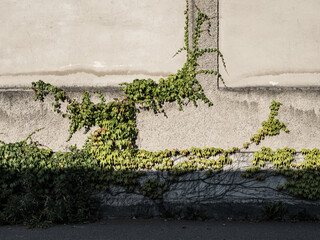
[137,87,320,151]
[1,86,319,152]
[0,0,320,219]
[99,153,320,219]
[0,0,185,88]
[0,88,123,151]
[0,0,319,151]
[220,0,320,87]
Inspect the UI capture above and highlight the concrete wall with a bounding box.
[1,0,320,219]
[0,0,319,152]
[99,154,320,220]
[220,0,320,87]
[0,0,185,88]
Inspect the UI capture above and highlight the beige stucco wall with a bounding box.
[1,0,320,217]
[0,0,185,88]
[220,0,320,87]
[0,0,319,152]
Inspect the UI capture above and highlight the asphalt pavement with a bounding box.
[1,219,320,240]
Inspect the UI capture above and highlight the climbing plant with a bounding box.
[1,0,320,227]
[1,1,229,226]
[243,101,290,148]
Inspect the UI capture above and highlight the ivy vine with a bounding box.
[0,0,319,227]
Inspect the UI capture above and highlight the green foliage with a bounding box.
[32,82,138,142]
[2,88,302,226]
[0,140,99,227]
[7,83,315,226]
[140,179,168,200]
[241,166,261,178]
[262,201,287,221]
[282,149,320,200]
[121,1,226,112]
[290,208,318,221]
[252,147,296,169]
[27,0,232,179]
[247,101,289,146]
[1,1,231,226]
[1,0,319,226]
[243,142,250,149]
[245,146,320,201]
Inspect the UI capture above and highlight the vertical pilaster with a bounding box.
[189,0,220,98]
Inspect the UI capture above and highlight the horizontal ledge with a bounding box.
[219,86,320,92]
[0,69,174,78]
[0,86,123,93]
[0,73,166,89]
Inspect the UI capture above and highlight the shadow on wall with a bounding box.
[1,138,320,227]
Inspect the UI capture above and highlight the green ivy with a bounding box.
[1,1,230,226]
[243,146,320,201]
[247,101,290,146]
[280,149,320,200]
[117,0,227,113]
[0,139,99,227]
[1,0,319,227]
[140,179,168,200]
